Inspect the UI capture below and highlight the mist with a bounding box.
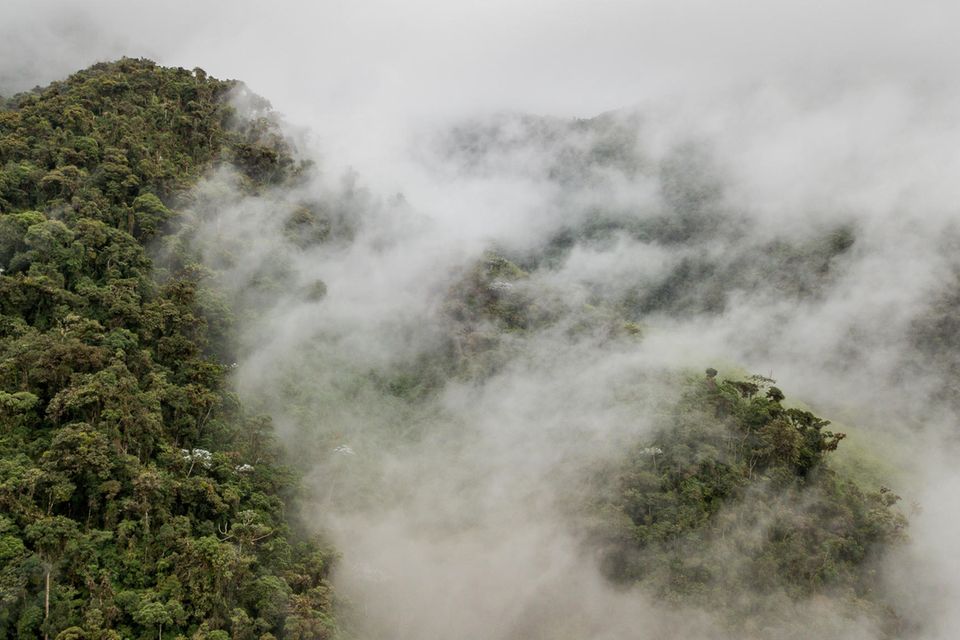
[6,1,960,638]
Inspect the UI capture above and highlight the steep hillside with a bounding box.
[588,373,906,635]
[0,59,913,640]
[0,59,333,640]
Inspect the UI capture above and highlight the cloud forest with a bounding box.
[2,2,960,639]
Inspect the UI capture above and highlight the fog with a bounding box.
[5,1,960,638]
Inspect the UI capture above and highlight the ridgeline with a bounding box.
[0,58,908,640]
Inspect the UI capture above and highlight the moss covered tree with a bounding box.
[0,59,333,639]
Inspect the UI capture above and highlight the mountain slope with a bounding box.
[0,59,914,640]
[0,58,333,640]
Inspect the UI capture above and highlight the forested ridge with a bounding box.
[587,374,907,635]
[0,59,333,640]
[439,250,908,635]
[0,58,911,640]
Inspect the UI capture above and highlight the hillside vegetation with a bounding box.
[0,59,333,640]
[588,373,906,635]
[0,59,909,640]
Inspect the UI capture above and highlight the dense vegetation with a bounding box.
[440,252,907,633]
[589,372,906,635]
[0,59,333,640]
[0,57,909,640]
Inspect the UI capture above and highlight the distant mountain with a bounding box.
[0,59,918,640]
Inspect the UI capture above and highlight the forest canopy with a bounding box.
[0,58,908,640]
[587,372,906,635]
[0,58,333,640]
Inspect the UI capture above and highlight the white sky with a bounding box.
[3,0,959,124]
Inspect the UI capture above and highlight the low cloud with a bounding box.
[7,2,960,637]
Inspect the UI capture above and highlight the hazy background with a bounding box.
[5,1,960,638]
[4,0,960,158]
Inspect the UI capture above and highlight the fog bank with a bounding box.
[6,2,960,637]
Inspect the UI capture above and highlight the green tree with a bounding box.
[25,516,79,640]
[0,59,335,638]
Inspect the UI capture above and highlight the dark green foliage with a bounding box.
[907,267,960,411]
[443,113,858,318]
[0,59,334,639]
[590,373,906,634]
[617,223,854,316]
[445,253,534,331]
[438,253,546,380]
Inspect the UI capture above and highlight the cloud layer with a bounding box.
[6,2,960,637]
